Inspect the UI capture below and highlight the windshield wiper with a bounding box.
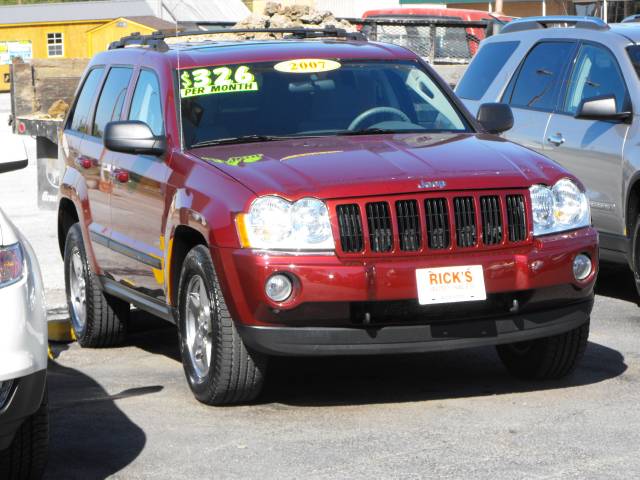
[190,135,298,148]
[337,127,425,136]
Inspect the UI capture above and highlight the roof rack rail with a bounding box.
[108,25,366,52]
[500,16,609,34]
[622,14,640,23]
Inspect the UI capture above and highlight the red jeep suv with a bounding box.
[57,28,598,405]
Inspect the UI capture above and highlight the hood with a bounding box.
[188,133,568,200]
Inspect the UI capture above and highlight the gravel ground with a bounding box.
[2,93,640,479]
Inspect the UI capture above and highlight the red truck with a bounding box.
[57,28,596,405]
[362,7,512,61]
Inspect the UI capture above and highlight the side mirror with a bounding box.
[476,103,514,134]
[575,95,631,122]
[0,133,28,174]
[104,121,165,156]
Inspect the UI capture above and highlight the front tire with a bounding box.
[496,322,589,380]
[0,387,49,480]
[64,224,129,347]
[177,245,267,405]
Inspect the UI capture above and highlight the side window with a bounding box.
[505,41,576,111]
[92,67,133,139]
[69,68,104,134]
[129,70,164,136]
[564,43,628,115]
[456,41,519,100]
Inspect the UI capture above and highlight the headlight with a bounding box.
[238,196,335,251]
[529,179,590,236]
[0,243,24,287]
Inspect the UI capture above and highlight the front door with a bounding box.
[110,69,170,301]
[543,42,630,236]
[81,66,134,275]
[501,40,578,153]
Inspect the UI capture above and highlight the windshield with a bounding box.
[178,59,470,148]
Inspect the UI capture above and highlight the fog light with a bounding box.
[0,380,13,409]
[265,274,293,302]
[573,254,592,281]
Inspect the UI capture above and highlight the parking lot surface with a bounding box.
[1,94,640,479]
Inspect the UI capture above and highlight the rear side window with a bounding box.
[505,41,575,111]
[456,41,519,100]
[92,67,133,139]
[69,68,104,134]
[129,70,164,136]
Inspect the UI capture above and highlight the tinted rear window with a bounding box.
[456,41,519,100]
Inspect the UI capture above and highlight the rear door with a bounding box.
[109,68,171,301]
[501,41,578,152]
[81,66,134,274]
[544,42,630,236]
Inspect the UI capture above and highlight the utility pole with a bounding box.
[494,0,503,14]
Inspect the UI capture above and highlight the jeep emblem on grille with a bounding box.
[418,179,447,189]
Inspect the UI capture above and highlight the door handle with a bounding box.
[114,169,129,183]
[547,133,565,146]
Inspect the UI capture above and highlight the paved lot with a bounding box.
[2,93,640,479]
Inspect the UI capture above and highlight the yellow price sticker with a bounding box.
[274,59,341,74]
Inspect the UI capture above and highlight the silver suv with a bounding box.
[457,15,640,292]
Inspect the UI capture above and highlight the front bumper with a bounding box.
[215,227,598,328]
[238,298,592,356]
[0,370,46,451]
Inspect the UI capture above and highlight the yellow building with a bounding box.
[0,2,175,92]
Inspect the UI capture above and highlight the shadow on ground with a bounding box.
[596,262,639,304]
[127,311,626,408]
[45,354,162,479]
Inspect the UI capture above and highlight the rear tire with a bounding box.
[64,224,129,347]
[177,245,267,405]
[631,214,640,298]
[496,322,589,380]
[0,387,49,480]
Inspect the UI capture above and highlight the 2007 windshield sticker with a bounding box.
[274,59,341,74]
[180,65,258,98]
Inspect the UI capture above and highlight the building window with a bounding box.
[47,33,63,57]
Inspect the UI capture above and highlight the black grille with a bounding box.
[336,204,364,252]
[480,196,503,245]
[366,202,393,252]
[506,195,527,242]
[454,197,477,247]
[424,198,450,249]
[396,200,421,251]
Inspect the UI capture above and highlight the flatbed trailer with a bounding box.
[9,58,88,209]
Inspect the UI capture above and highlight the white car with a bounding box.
[0,134,48,478]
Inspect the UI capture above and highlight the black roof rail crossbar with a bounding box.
[108,25,366,51]
[108,31,169,51]
[501,16,609,34]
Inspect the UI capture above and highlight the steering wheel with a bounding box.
[348,107,411,131]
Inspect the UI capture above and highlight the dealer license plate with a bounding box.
[416,265,486,305]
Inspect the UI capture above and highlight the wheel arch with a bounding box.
[57,197,79,259]
[167,224,208,307]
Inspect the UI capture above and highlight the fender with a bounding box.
[59,166,102,274]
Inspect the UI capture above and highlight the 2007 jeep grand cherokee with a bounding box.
[57,28,598,405]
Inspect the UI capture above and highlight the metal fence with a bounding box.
[347,18,491,65]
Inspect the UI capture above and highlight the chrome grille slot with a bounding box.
[396,200,421,251]
[336,204,364,252]
[366,202,393,252]
[424,198,450,249]
[506,195,527,242]
[454,197,477,247]
[480,196,503,245]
